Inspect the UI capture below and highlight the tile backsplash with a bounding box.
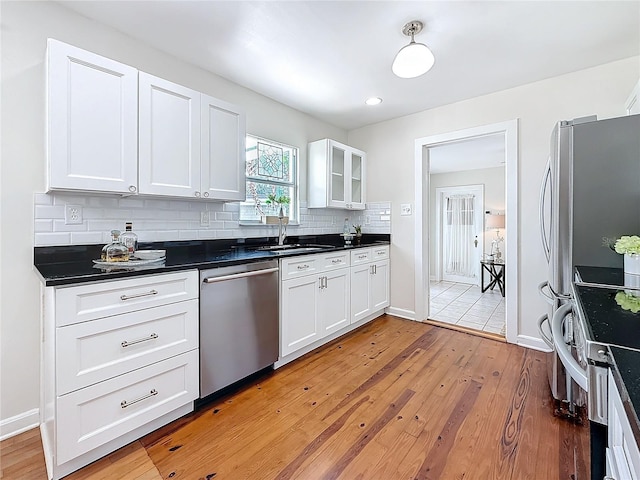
[33,193,391,246]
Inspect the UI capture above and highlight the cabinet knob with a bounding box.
[203,192,209,198]
[128,185,137,193]
[194,191,201,198]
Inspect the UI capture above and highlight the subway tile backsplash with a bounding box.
[34,193,391,246]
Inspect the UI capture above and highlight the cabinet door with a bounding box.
[281,275,320,356]
[350,263,372,323]
[320,268,350,336]
[47,39,138,194]
[328,141,348,209]
[139,73,201,198]
[348,148,366,210]
[201,95,246,201]
[371,260,390,311]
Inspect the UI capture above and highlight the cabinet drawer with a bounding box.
[56,349,198,465]
[56,299,199,395]
[321,251,350,271]
[280,255,319,279]
[371,246,389,261]
[55,270,199,326]
[351,248,372,265]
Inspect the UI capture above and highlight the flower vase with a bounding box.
[624,253,640,276]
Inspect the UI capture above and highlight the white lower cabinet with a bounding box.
[279,246,389,361]
[320,268,350,337]
[57,350,198,465]
[41,270,199,480]
[350,246,390,324]
[607,369,640,479]
[280,274,321,356]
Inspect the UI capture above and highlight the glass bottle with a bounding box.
[101,230,130,262]
[119,222,138,255]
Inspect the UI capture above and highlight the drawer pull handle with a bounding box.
[121,389,158,409]
[297,265,310,270]
[331,259,342,264]
[358,255,367,259]
[120,290,158,301]
[121,333,158,348]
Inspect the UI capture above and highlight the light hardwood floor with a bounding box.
[1,315,588,479]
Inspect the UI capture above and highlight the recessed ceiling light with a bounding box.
[365,97,383,106]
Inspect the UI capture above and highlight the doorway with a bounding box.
[414,120,518,343]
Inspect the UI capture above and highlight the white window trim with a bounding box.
[240,135,300,225]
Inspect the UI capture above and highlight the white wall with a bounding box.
[429,167,505,276]
[0,0,351,434]
[349,56,639,338]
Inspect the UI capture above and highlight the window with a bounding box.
[239,135,299,223]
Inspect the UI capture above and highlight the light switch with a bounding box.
[401,204,412,216]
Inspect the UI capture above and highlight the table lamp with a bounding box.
[486,214,505,261]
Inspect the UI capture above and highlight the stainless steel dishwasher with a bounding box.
[199,259,279,398]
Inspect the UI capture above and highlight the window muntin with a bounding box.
[240,136,298,223]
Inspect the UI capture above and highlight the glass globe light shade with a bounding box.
[392,41,435,79]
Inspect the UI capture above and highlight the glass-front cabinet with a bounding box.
[309,139,366,210]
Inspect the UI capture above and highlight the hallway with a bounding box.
[429,281,506,335]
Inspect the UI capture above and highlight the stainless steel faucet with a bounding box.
[278,206,287,246]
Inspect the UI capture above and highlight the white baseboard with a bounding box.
[385,306,416,321]
[0,408,39,441]
[517,334,552,353]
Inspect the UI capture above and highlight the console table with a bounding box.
[481,260,505,297]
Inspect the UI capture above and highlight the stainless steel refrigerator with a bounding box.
[538,114,640,407]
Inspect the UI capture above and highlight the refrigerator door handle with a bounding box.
[547,282,572,301]
[537,313,554,349]
[537,281,554,305]
[539,156,552,263]
[551,303,588,391]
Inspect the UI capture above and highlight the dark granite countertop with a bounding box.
[573,284,640,351]
[608,346,640,446]
[34,234,391,286]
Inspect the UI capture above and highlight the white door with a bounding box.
[280,275,321,356]
[350,263,372,323]
[320,268,350,336]
[438,186,484,285]
[328,141,348,209]
[371,260,390,311]
[47,39,138,194]
[138,73,201,198]
[348,149,366,210]
[201,94,246,201]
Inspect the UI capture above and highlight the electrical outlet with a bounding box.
[200,211,210,227]
[365,215,371,225]
[64,205,83,225]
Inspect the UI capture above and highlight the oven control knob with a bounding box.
[597,349,607,358]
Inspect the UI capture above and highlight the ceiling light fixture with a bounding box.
[365,97,383,106]
[392,20,435,79]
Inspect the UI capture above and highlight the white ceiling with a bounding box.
[58,1,640,130]
[428,134,505,174]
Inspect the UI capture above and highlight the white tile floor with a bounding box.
[428,280,506,335]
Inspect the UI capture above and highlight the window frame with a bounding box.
[239,134,300,225]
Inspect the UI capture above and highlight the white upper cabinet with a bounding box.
[308,139,366,210]
[138,73,201,198]
[47,40,246,200]
[200,94,246,201]
[47,39,138,194]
